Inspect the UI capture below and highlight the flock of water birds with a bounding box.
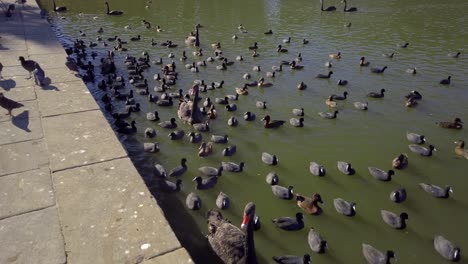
[40,0,468,263]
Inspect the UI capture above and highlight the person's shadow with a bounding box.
[12,110,31,132]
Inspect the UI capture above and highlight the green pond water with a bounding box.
[42,0,468,263]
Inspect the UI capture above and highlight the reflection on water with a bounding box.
[43,0,468,263]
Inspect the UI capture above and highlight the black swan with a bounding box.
[320,0,336,11]
[105,2,123,15]
[343,0,357,12]
[207,202,257,264]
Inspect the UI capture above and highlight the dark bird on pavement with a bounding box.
[0,92,24,116]
[18,56,37,79]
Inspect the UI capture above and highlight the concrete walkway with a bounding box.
[0,1,192,263]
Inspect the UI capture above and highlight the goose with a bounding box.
[382,52,395,58]
[362,244,396,264]
[262,116,285,128]
[368,167,395,181]
[454,140,468,159]
[159,117,177,129]
[332,91,348,100]
[293,108,304,116]
[222,161,244,172]
[168,130,185,140]
[409,144,435,156]
[439,76,451,85]
[329,52,341,59]
[371,66,388,73]
[367,89,385,98]
[297,81,307,90]
[146,111,159,121]
[211,134,228,144]
[216,192,230,209]
[354,101,368,111]
[392,154,408,169]
[406,132,426,144]
[433,236,461,261]
[227,116,238,126]
[436,117,463,129]
[193,121,210,132]
[272,185,294,199]
[193,175,219,189]
[277,45,288,53]
[333,198,356,216]
[320,0,336,11]
[296,193,324,215]
[262,152,278,165]
[244,111,256,121]
[359,56,370,66]
[448,51,461,58]
[105,2,123,15]
[168,158,188,177]
[272,212,304,231]
[266,172,279,185]
[343,0,357,12]
[381,210,408,229]
[116,120,137,134]
[53,0,67,12]
[318,110,338,119]
[130,35,141,41]
[206,202,257,264]
[290,117,304,127]
[222,145,237,157]
[186,192,201,210]
[310,162,326,176]
[419,183,452,198]
[390,188,407,203]
[144,128,156,138]
[198,142,213,157]
[308,228,327,253]
[337,161,355,175]
[316,71,333,79]
[273,254,311,264]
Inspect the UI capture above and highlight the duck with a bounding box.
[367,89,385,98]
[419,183,452,198]
[296,193,323,215]
[272,212,304,231]
[290,117,304,127]
[248,42,258,50]
[146,111,159,121]
[154,164,167,178]
[236,55,244,61]
[130,35,141,41]
[168,130,185,140]
[187,132,202,143]
[390,188,407,203]
[371,66,388,73]
[266,71,276,78]
[225,104,237,112]
[381,210,408,229]
[161,179,182,192]
[262,115,285,128]
[362,244,396,264]
[221,161,244,172]
[292,108,304,116]
[144,128,156,138]
[262,152,278,165]
[368,167,395,181]
[244,111,256,121]
[266,172,279,185]
[308,228,327,253]
[406,132,426,144]
[116,120,137,134]
[329,52,341,59]
[333,198,356,216]
[105,2,123,15]
[193,121,210,132]
[215,192,230,209]
[289,61,304,70]
[309,162,326,176]
[297,81,307,90]
[433,236,461,262]
[454,140,468,159]
[272,254,311,264]
[320,0,336,11]
[448,51,461,58]
[332,91,348,100]
[221,145,237,157]
[397,42,410,48]
[318,110,339,119]
[316,71,333,79]
[354,101,368,111]
[359,56,370,66]
[252,65,261,72]
[211,134,228,144]
[159,118,177,129]
[405,90,422,100]
[439,76,451,85]
[206,202,257,264]
[409,144,435,156]
[193,175,219,189]
[271,185,294,199]
[406,67,417,74]
[337,79,348,86]
[337,161,355,175]
[198,142,213,157]
[186,192,201,210]
[382,52,395,58]
[303,38,310,44]
[392,154,408,169]
[264,29,273,35]
[436,117,463,129]
[227,117,238,127]
[236,85,249,95]
[257,78,272,87]
[343,0,357,12]
[226,93,240,101]
[168,158,188,177]
[277,45,288,53]
[53,0,67,12]
[215,96,229,105]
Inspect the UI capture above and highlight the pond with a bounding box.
[42,0,468,263]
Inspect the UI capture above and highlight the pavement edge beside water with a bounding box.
[0,1,192,263]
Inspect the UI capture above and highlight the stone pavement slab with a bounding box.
[0,100,39,122]
[26,35,66,55]
[0,207,66,264]
[143,248,194,264]
[0,139,48,176]
[0,167,54,219]
[29,53,68,70]
[42,110,127,172]
[0,51,29,66]
[0,75,35,89]
[1,65,29,78]
[45,67,84,83]
[0,85,36,101]
[53,158,182,264]
[36,80,99,117]
[0,117,42,145]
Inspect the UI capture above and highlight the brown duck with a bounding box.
[296,193,324,215]
[436,118,463,129]
[454,140,468,159]
[392,153,408,169]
